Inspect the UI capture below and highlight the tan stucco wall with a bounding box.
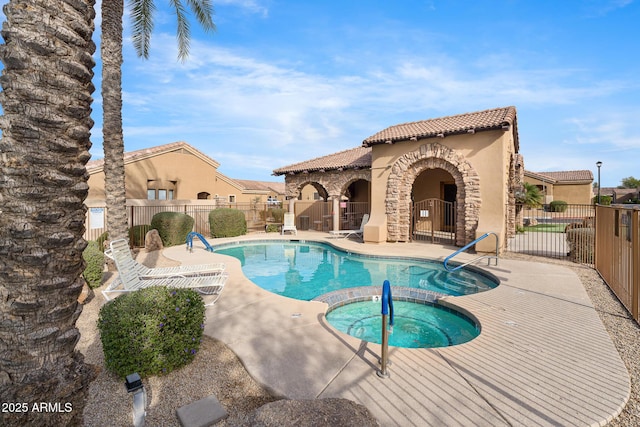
[88,151,219,199]
[552,183,593,205]
[365,129,514,250]
[88,150,283,204]
[523,176,593,205]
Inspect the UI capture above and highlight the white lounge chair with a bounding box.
[329,213,369,239]
[105,239,225,279]
[281,212,297,235]
[103,239,228,305]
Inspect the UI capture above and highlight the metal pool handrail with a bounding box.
[186,231,215,252]
[377,280,394,378]
[444,232,499,272]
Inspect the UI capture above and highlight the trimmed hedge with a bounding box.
[150,212,194,247]
[209,208,247,238]
[82,240,105,289]
[97,287,205,378]
[566,228,594,264]
[549,200,568,212]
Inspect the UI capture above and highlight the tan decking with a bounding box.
[162,231,630,427]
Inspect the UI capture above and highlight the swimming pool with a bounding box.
[326,300,479,348]
[214,240,498,301]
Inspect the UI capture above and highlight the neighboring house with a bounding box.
[86,141,285,204]
[601,187,640,204]
[274,106,523,251]
[233,179,286,205]
[524,170,594,205]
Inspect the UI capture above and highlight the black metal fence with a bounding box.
[84,200,370,247]
[506,203,596,264]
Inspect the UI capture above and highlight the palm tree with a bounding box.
[101,0,215,241]
[517,182,544,208]
[0,1,98,425]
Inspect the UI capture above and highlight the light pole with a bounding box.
[596,161,602,204]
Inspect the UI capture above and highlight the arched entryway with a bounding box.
[386,143,480,246]
[411,168,457,244]
[337,178,371,230]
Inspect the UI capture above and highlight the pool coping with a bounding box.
[162,232,631,427]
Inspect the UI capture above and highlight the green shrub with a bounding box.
[129,224,151,247]
[592,195,613,205]
[566,228,594,263]
[96,231,109,252]
[209,208,247,238]
[82,240,105,289]
[268,207,285,223]
[265,224,279,233]
[549,200,568,212]
[97,287,205,379]
[150,212,194,246]
[258,207,286,223]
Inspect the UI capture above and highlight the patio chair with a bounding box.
[105,239,226,279]
[281,212,297,235]
[329,213,369,239]
[103,239,228,305]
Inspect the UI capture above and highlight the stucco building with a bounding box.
[275,106,524,252]
[86,141,285,204]
[524,170,594,205]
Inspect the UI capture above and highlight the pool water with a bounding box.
[326,300,479,348]
[214,241,497,301]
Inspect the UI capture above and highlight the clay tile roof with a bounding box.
[535,170,594,183]
[273,146,372,176]
[362,106,518,147]
[234,179,285,194]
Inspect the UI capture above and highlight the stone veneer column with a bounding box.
[385,142,481,246]
[332,197,340,232]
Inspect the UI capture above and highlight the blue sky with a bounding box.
[2,1,639,187]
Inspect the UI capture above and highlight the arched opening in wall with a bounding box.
[197,191,211,200]
[339,179,371,230]
[298,182,328,201]
[410,168,456,244]
[295,182,331,231]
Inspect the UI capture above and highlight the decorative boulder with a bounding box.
[145,229,164,252]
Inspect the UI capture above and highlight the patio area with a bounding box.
[161,231,630,427]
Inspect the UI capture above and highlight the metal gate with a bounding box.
[411,198,456,244]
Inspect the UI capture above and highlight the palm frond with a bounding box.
[170,0,191,61]
[130,0,156,59]
[186,0,216,32]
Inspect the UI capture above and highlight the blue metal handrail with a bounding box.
[377,280,394,378]
[444,232,499,272]
[186,232,215,252]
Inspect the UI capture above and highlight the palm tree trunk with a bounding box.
[102,0,129,241]
[0,1,98,425]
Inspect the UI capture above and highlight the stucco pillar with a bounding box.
[288,197,295,213]
[332,197,340,232]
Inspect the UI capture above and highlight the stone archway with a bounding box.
[284,169,371,200]
[386,142,480,245]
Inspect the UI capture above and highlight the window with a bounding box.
[147,189,156,200]
[229,195,236,203]
[168,190,174,200]
[158,189,167,200]
[197,192,210,200]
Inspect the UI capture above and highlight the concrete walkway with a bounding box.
[163,231,630,427]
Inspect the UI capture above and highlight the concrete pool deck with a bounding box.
[162,232,630,427]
